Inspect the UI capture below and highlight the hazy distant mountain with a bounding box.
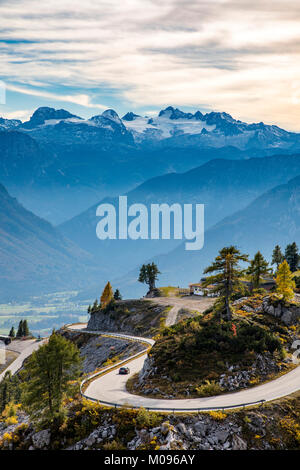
[59,154,300,282]
[1,105,300,224]
[0,183,104,301]
[138,174,300,293]
[0,131,44,185]
[0,110,248,223]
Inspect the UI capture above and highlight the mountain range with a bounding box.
[59,153,300,277]
[1,104,300,302]
[0,183,104,301]
[1,106,300,224]
[114,175,300,298]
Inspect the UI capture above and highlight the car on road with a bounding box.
[119,366,130,375]
[0,335,11,346]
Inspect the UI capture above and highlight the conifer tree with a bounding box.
[22,332,82,423]
[22,319,29,337]
[0,371,21,413]
[16,320,23,338]
[272,245,284,271]
[275,260,295,301]
[247,251,271,289]
[91,299,98,312]
[114,289,122,300]
[100,282,114,308]
[9,327,15,338]
[138,263,161,292]
[203,246,249,320]
[285,242,299,272]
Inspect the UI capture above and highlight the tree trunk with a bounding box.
[225,296,232,321]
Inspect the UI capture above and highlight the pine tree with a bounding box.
[100,282,114,308]
[91,299,98,312]
[22,319,29,337]
[247,251,271,289]
[21,332,82,423]
[87,305,91,314]
[272,245,284,270]
[114,289,122,300]
[0,371,21,413]
[138,263,161,292]
[9,327,15,338]
[203,246,249,320]
[285,242,299,272]
[275,260,296,301]
[16,320,23,338]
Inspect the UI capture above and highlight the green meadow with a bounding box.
[0,291,89,337]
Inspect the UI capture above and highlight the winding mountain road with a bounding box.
[0,339,47,382]
[68,324,300,412]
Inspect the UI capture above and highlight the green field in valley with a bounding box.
[0,291,89,337]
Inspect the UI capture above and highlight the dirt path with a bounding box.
[144,295,216,326]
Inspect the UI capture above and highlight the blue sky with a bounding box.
[0,0,300,130]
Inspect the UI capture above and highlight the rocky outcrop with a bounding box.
[87,300,168,337]
[138,356,156,384]
[68,423,117,450]
[60,329,144,374]
[261,297,300,326]
[31,429,51,450]
[127,415,244,450]
[219,353,281,391]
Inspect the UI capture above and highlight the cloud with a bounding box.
[0,109,33,121]
[0,0,299,129]
[6,83,107,109]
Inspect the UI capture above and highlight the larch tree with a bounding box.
[21,332,82,424]
[275,260,296,302]
[247,251,271,289]
[203,246,249,321]
[100,281,114,308]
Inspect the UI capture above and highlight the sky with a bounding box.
[0,0,300,130]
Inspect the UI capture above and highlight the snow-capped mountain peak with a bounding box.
[101,109,122,125]
[21,107,81,129]
[1,104,299,151]
[0,117,22,131]
[122,112,141,121]
[158,106,194,120]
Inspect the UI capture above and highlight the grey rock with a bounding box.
[232,434,247,450]
[31,429,51,449]
[215,429,230,443]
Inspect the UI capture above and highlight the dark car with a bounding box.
[119,366,130,375]
[0,335,11,346]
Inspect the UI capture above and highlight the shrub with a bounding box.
[195,380,224,397]
[136,407,161,429]
[208,410,227,421]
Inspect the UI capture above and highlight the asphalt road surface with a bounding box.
[0,339,46,382]
[69,324,300,412]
